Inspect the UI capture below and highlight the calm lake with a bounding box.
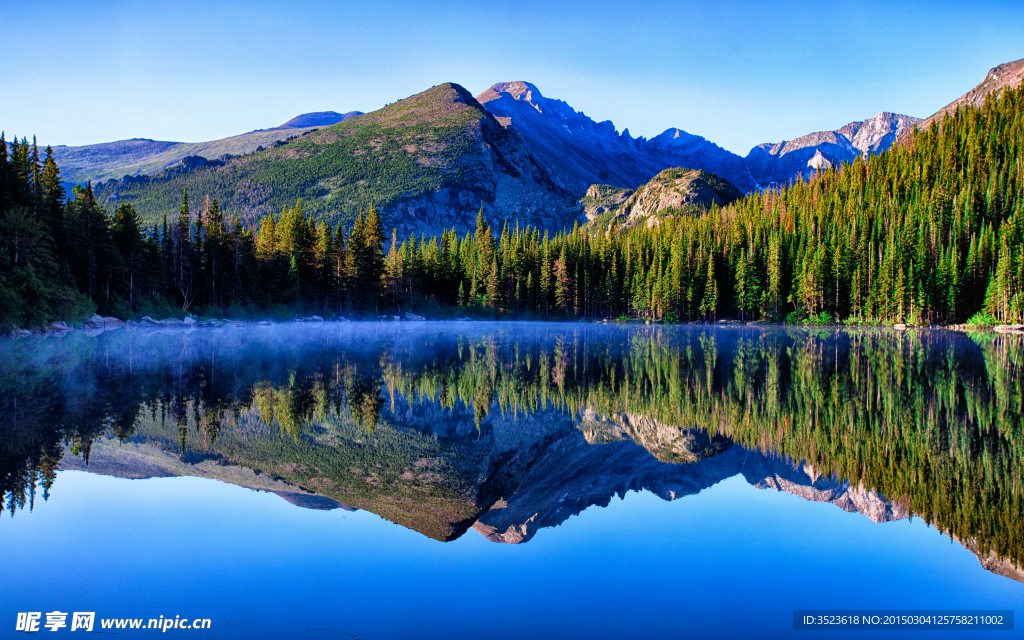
[1,322,1022,639]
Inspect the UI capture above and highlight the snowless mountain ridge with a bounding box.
[46,58,1024,200]
[476,80,920,192]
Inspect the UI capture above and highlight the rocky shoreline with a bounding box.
[7,313,1024,338]
[6,313,338,338]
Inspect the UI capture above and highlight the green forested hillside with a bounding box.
[373,82,1024,325]
[1,83,1022,327]
[92,83,543,231]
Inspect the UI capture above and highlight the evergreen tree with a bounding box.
[110,203,145,309]
[699,253,717,321]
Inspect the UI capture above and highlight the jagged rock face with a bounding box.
[60,57,1024,228]
[806,149,832,171]
[60,78,972,231]
[965,542,1024,583]
[469,429,918,546]
[580,184,633,221]
[477,82,677,193]
[842,112,920,154]
[586,168,743,229]
[472,424,915,546]
[744,112,920,188]
[371,87,578,239]
[617,412,733,463]
[578,408,732,463]
[478,81,926,196]
[59,406,1021,583]
[478,82,755,194]
[916,57,1024,131]
[289,82,582,239]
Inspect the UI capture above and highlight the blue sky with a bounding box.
[3,0,1023,154]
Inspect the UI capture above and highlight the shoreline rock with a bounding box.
[994,324,1024,334]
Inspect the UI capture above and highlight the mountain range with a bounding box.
[51,57,1022,236]
[49,111,362,185]
[96,83,574,237]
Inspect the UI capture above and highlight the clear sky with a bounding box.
[3,0,1022,155]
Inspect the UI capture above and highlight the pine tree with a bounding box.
[554,247,573,315]
[540,233,552,316]
[699,253,717,321]
[362,205,386,312]
[110,203,145,309]
[172,189,196,310]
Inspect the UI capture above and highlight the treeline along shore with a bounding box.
[2,84,1023,330]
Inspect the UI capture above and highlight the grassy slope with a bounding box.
[51,127,320,185]
[93,84,496,230]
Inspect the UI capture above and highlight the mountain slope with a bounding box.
[74,58,1024,234]
[477,81,672,191]
[744,112,920,188]
[476,81,754,193]
[916,57,1024,131]
[49,112,362,185]
[93,83,578,237]
[274,111,362,129]
[52,126,319,185]
[477,81,925,195]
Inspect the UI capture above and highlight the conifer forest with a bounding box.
[2,84,1022,328]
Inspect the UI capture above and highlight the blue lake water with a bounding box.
[1,323,1022,638]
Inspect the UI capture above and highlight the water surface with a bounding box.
[1,323,1021,638]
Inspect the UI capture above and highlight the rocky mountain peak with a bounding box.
[744,110,920,188]
[476,81,663,192]
[483,81,545,105]
[807,149,832,171]
[987,58,1024,82]
[844,112,921,154]
[650,127,708,148]
[478,81,597,125]
[476,81,755,193]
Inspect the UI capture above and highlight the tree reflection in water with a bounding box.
[1,323,1020,572]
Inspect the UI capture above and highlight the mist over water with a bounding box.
[2,322,1022,638]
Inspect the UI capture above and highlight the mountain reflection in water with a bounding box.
[2,322,1021,582]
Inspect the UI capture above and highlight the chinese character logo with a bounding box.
[71,612,96,632]
[44,611,68,632]
[15,612,41,632]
